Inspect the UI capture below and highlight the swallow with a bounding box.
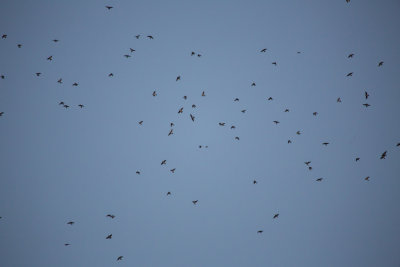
[235,136,240,140]
[202,91,205,96]
[152,91,157,96]
[364,176,370,181]
[192,104,196,108]
[106,234,112,239]
[267,97,273,101]
[192,200,198,205]
[59,101,64,105]
[124,54,131,58]
[322,142,329,146]
[273,121,280,124]
[257,230,263,234]
[337,97,342,103]
[234,98,239,101]
[316,178,323,182]
[138,121,143,125]
[72,82,78,86]
[136,171,140,175]
[355,157,360,161]
[167,192,171,195]
[108,73,114,77]
[170,168,176,173]
[105,6,113,10]
[78,104,84,108]
[260,48,267,52]
[176,75,181,81]
[346,72,353,77]
[273,214,279,219]
[35,72,42,77]
[135,35,140,39]
[161,160,166,165]
[117,256,123,261]
[363,103,370,107]
[106,214,115,219]
[219,122,225,126]
[130,48,135,53]
[313,112,318,116]
[1,34,7,39]
[147,35,154,39]
[380,151,387,159]
[190,114,195,122]
[67,221,74,225]
[17,44,22,48]
[231,126,236,129]
[284,109,289,112]
[178,107,183,114]
[348,53,354,58]
[251,82,256,86]
[63,105,69,109]
[296,131,301,135]
[378,61,383,67]
[288,140,292,144]
[272,62,277,66]
[241,110,246,113]
[47,56,53,61]
[168,129,173,136]
[57,78,63,84]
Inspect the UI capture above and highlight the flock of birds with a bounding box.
[1,1,399,264]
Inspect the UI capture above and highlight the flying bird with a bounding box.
[168,129,173,136]
[35,72,41,77]
[0,112,4,116]
[106,234,112,239]
[313,112,318,116]
[267,97,273,101]
[57,78,62,84]
[17,44,22,48]
[251,82,256,86]
[380,151,387,159]
[63,105,69,109]
[72,82,78,86]
[105,6,113,10]
[147,35,154,39]
[47,56,53,61]
[191,51,195,56]
[138,121,143,125]
[346,72,353,77]
[152,91,157,96]
[192,104,196,108]
[288,140,292,144]
[130,48,135,53]
[235,136,240,140]
[64,243,70,246]
[305,161,311,166]
[136,171,140,175]
[396,143,400,147]
[183,96,187,100]
[284,109,289,112]
[1,34,7,39]
[190,114,195,122]
[378,61,384,67]
[253,180,257,184]
[273,214,279,219]
[170,168,176,173]
[234,98,239,101]
[316,178,323,182]
[202,91,205,96]
[178,107,183,114]
[272,62,277,66]
[260,48,267,52]
[170,122,174,127]
[124,54,131,58]
[161,160,166,165]
[337,97,342,103]
[257,230,263,234]
[346,0,350,3]
[348,53,354,58]
[106,214,115,219]
[59,101,64,105]
[273,121,280,125]
[167,192,171,196]
[241,110,246,113]
[135,35,140,39]
[322,142,329,146]
[192,200,198,205]
[365,91,369,99]
[231,126,236,129]
[355,157,360,162]
[117,256,123,261]
[176,75,181,81]
[296,131,301,135]
[52,39,59,42]
[363,103,370,107]
[67,221,74,225]
[197,54,202,57]
[0,75,4,79]
[108,73,114,77]
[219,123,225,126]
[364,176,370,181]
[78,104,84,108]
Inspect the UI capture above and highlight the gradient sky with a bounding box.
[1,0,400,266]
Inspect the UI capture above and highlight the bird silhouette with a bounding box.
[63,105,69,109]
[168,129,173,136]
[273,121,280,125]
[219,123,225,126]
[235,137,240,140]
[251,82,256,86]
[260,48,267,52]
[234,98,239,101]
[396,143,400,147]
[136,171,140,175]
[1,75,4,79]
[192,200,198,205]
[47,56,53,61]
[378,61,384,67]
[59,101,64,105]
[135,35,140,39]
[152,91,157,96]
[106,234,112,239]
[52,39,59,42]
[170,122,174,127]
[296,131,301,135]
[197,54,202,57]
[78,104,84,108]
[57,78,63,84]
[0,112,4,117]
[2,34,7,39]
[130,48,135,53]
[305,161,311,166]
[191,51,195,56]
[106,214,115,219]
[313,112,318,116]
[178,107,183,114]
[170,168,176,173]
[108,73,114,77]
[348,53,354,58]
[337,97,342,103]
[346,72,353,77]
[322,142,329,146]
[257,230,263,234]
[202,91,206,96]
[64,243,70,246]
[380,151,387,159]
[35,72,41,77]
[183,96,187,100]
[253,180,257,184]
[273,214,279,219]
[105,6,113,10]
[272,62,277,66]
[288,140,292,144]
[364,176,370,181]
[365,91,369,99]
[316,178,323,182]
[67,221,74,225]
[72,82,78,86]
[138,121,143,125]
[241,110,246,113]
[17,44,22,48]
[117,256,123,261]
[363,103,370,107]
[346,0,350,3]
[176,75,181,81]
[284,109,289,112]
[267,97,273,101]
[192,104,196,108]
[190,114,195,122]
[167,192,171,196]
[231,126,236,129]
[355,157,360,162]
[147,35,154,39]
[124,54,131,58]
[161,160,166,165]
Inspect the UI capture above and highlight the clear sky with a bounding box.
[1,0,400,266]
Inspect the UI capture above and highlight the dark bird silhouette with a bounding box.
[257,230,263,234]
[235,136,240,140]
[176,75,181,81]
[337,97,342,103]
[106,214,115,219]
[267,97,273,101]
[192,104,196,108]
[346,0,350,3]
[47,56,53,61]
[117,256,123,261]
[365,91,369,99]
[260,48,267,52]
[273,121,280,125]
[396,143,400,147]
[378,61,384,67]
[296,131,301,135]
[67,221,74,225]
[168,129,173,136]
[241,110,246,113]
[322,142,329,146]
[346,72,353,77]
[135,35,140,39]
[167,192,171,196]
[17,44,22,48]
[52,39,59,42]
[2,34,7,39]
[234,98,239,101]
[355,157,360,162]
[288,140,292,144]
[251,82,256,86]
[363,103,370,107]
[197,54,202,57]
[183,96,187,100]
[35,72,41,77]
[78,104,84,108]
[63,105,69,109]
[59,101,64,106]
[316,178,323,182]
[57,78,62,84]
[202,91,206,96]
[380,151,387,159]
[192,200,198,205]
[305,161,311,166]
[106,234,112,239]
[190,114,195,121]
[152,91,157,96]
[191,51,195,56]
[313,112,318,116]
[138,121,143,125]
[272,62,277,66]
[170,168,176,173]
[1,75,4,79]
[178,107,183,114]
[64,243,70,246]
[130,48,135,53]
[284,109,289,112]
[124,54,131,58]
[273,214,279,219]
[72,82,78,86]
[0,112,4,117]
[308,166,313,171]
[364,176,370,181]
[253,180,257,184]
[108,73,114,77]
[136,171,140,175]
[231,126,236,129]
[170,122,174,127]
[348,53,354,58]
[219,122,225,126]
[161,160,166,165]
[147,35,154,39]
[105,6,113,10]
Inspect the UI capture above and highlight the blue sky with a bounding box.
[1,0,400,266]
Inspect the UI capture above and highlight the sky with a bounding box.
[0,0,400,266]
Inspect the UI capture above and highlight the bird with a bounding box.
[106,234,112,239]
[322,142,329,146]
[170,122,174,127]
[313,112,318,116]
[288,140,292,144]
[17,44,22,48]
[135,35,140,39]
[63,105,69,109]
[316,178,323,182]
[147,35,154,39]
[178,107,183,114]
[337,97,342,103]
[380,151,387,159]
[0,75,4,79]
[183,96,187,100]
[57,78,63,84]
[231,126,236,129]
[64,243,70,246]
[72,82,78,86]
[52,39,59,43]
[241,110,246,113]
[138,121,143,125]
[192,200,198,205]
[190,114,195,122]
[296,131,301,135]
[202,91,206,96]
[117,256,123,261]
[192,104,196,108]
[197,54,202,57]
[35,72,41,77]
[67,221,74,225]
[348,53,354,58]
[167,192,171,196]
[170,168,176,173]
[305,161,311,166]
[257,230,263,234]
[272,62,277,66]
[397,143,400,147]
[47,56,53,61]
[2,34,7,39]
[0,112,4,117]
[59,101,64,105]
[168,129,173,136]
[152,91,157,96]
[251,82,256,86]
[355,157,360,162]
[105,6,113,10]
[273,121,280,125]
[363,103,370,107]
[267,97,273,101]
[234,98,239,101]
[253,180,257,184]
[284,109,289,112]
[130,48,135,53]
[108,73,114,77]
[176,75,181,81]
[308,166,313,171]
[199,145,202,148]
[273,214,279,219]
[260,48,267,52]
[364,176,370,181]
[365,91,369,99]
[346,0,350,3]
[235,136,240,140]
[106,214,115,219]
[78,104,84,108]
[191,51,195,56]
[136,171,140,175]
[346,72,353,77]
[161,160,166,165]
[124,54,131,58]
[219,123,225,126]
[378,61,384,67]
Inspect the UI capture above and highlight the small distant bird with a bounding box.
[257,230,263,234]
[241,110,246,113]
[78,104,84,108]
[396,143,400,147]
[284,109,289,112]
[313,112,318,116]
[106,214,115,219]
[348,53,354,58]
[59,101,64,105]
[72,82,78,86]
[64,243,70,246]
[136,171,140,175]
[305,161,311,166]
[322,142,329,146]
[308,166,312,170]
[108,73,114,77]
[347,72,353,77]
[192,200,198,205]
[231,126,236,129]
[234,98,239,101]
[176,75,181,81]
[192,104,196,108]
[190,114,195,122]
[178,107,183,114]
[57,78,63,84]
[167,192,171,196]
[168,129,173,136]
[273,121,280,125]
[117,256,123,261]
[17,44,22,48]
[267,97,273,101]
[316,178,323,182]
[364,176,370,181]
[288,140,292,144]
[0,112,4,116]
[170,168,176,173]
[219,122,225,126]
[183,96,187,100]
[63,105,69,109]
[147,35,154,39]
[202,91,205,96]
[105,6,113,10]
[355,157,360,162]
[1,75,4,79]
[380,151,387,159]
[2,34,7,39]
[124,54,131,58]
[199,145,202,148]
[337,97,342,103]
[197,54,201,57]
[273,214,279,219]
[253,180,257,184]
[191,51,195,56]
[272,62,277,66]
[363,103,370,107]
[296,131,301,135]
[152,91,157,96]
[346,0,350,3]
[106,234,112,239]
[47,56,53,61]
[161,160,166,165]
[378,61,384,67]
[170,122,174,127]
[135,35,140,39]
[130,48,135,53]
[297,51,301,54]
[35,72,41,76]
[67,221,74,225]
[138,121,143,125]
[235,136,240,140]
[52,39,59,42]
[260,48,267,52]
[251,82,256,86]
